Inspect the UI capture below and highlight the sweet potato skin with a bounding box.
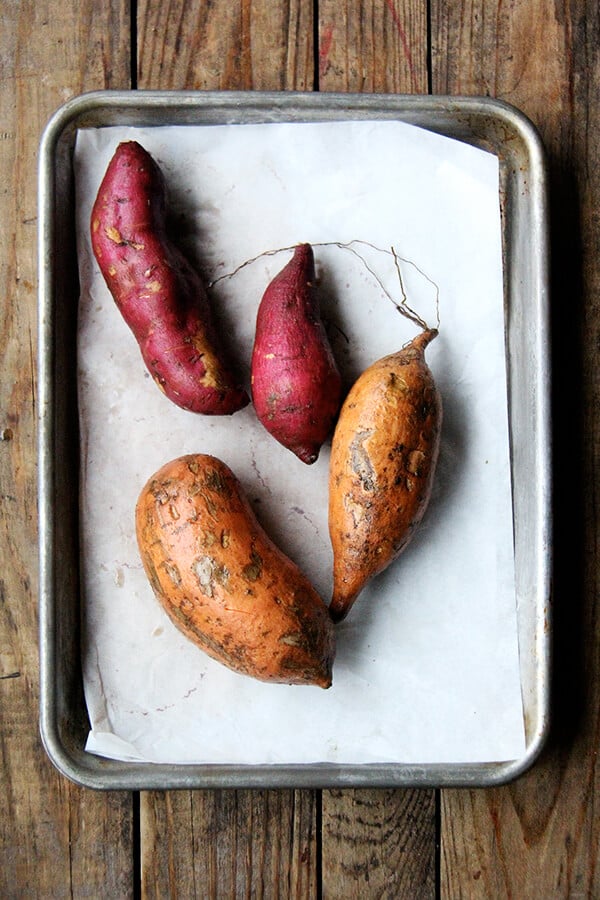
[251,244,343,464]
[91,141,249,415]
[328,329,442,622]
[136,453,335,687]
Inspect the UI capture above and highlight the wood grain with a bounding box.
[432,1,600,896]
[0,1,134,896]
[322,789,437,898]
[137,0,314,91]
[141,789,318,898]
[317,0,429,92]
[136,4,320,897]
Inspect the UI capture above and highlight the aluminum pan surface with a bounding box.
[38,90,551,789]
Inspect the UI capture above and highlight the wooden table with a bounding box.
[2,1,597,896]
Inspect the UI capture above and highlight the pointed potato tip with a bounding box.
[294,444,319,465]
[291,242,314,268]
[316,671,333,689]
[412,328,438,353]
[328,595,355,624]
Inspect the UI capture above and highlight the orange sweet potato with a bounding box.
[136,453,335,687]
[328,329,442,622]
[91,141,249,415]
[251,244,343,464]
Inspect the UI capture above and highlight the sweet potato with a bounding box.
[91,141,249,415]
[328,328,442,622]
[136,453,335,687]
[250,244,343,464]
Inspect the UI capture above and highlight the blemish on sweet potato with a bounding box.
[204,468,232,497]
[105,225,123,244]
[242,549,263,583]
[161,560,182,587]
[350,430,376,491]
[192,555,230,597]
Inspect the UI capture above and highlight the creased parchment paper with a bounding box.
[75,120,526,765]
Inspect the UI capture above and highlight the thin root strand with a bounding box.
[208,239,440,333]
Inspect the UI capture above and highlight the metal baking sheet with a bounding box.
[38,90,551,789]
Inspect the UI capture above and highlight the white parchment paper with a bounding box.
[74,120,526,765]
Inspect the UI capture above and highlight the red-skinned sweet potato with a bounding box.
[91,141,249,415]
[250,244,343,464]
[328,328,442,622]
[136,453,335,687]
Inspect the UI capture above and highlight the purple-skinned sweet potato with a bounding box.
[250,244,343,464]
[90,141,249,415]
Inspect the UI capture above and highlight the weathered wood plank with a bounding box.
[137,0,314,91]
[322,789,437,898]
[0,1,134,896]
[432,1,600,896]
[136,4,319,897]
[318,0,429,92]
[316,4,437,897]
[141,789,318,899]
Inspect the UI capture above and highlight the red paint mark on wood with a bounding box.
[319,23,334,79]
[384,0,418,91]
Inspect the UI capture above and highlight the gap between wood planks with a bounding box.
[131,0,138,90]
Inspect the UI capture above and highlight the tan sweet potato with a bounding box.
[136,453,335,687]
[91,141,249,415]
[328,329,442,622]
